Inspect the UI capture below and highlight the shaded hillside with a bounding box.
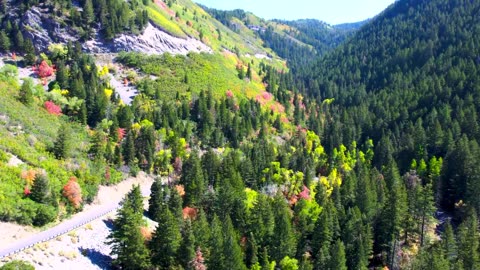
[201,6,361,72]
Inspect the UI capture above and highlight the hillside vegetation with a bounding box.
[1,0,480,269]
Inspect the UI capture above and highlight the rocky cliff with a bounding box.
[19,6,211,55]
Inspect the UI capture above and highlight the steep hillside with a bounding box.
[296,0,480,246]
[0,0,280,57]
[201,7,360,71]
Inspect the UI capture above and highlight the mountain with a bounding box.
[201,7,362,72]
[299,0,480,213]
[0,0,280,56]
[1,0,480,269]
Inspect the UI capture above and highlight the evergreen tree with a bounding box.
[180,151,205,206]
[30,174,50,204]
[327,240,347,270]
[148,177,164,219]
[208,215,225,270]
[150,207,182,269]
[123,130,135,166]
[192,209,211,251]
[19,78,34,105]
[107,186,151,270]
[457,209,480,270]
[23,38,36,65]
[168,186,184,227]
[178,219,196,270]
[0,30,10,52]
[441,221,457,265]
[53,124,72,159]
[223,215,247,270]
[271,194,296,263]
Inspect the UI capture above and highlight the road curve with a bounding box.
[0,185,151,259]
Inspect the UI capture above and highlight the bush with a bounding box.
[0,260,35,270]
[33,204,57,227]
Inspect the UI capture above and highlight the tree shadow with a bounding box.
[79,248,113,269]
[103,218,115,230]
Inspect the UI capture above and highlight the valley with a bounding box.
[0,0,479,269]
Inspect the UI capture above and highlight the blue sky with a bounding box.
[195,0,396,25]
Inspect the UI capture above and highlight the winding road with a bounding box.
[0,184,151,260]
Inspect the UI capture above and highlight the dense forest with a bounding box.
[0,0,480,269]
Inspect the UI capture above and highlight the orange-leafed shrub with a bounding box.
[182,207,198,220]
[140,226,153,241]
[175,184,185,196]
[62,176,83,209]
[21,169,37,185]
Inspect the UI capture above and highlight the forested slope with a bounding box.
[299,0,480,213]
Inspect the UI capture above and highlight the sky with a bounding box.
[194,0,396,25]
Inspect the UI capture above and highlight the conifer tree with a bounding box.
[457,209,480,270]
[223,215,247,270]
[150,207,181,269]
[107,186,150,270]
[328,240,347,270]
[208,215,225,270]
[30,174,50,204]
[148,177,164,219]
[168,186,184,227]
[180,151,205,206]
[442,221,457,265]
[0,30,10,52]
[53,124,72,159]
[271,194,296,263]
[19,78,34,105]
[23,38,36,65]
[192,209,211,251]
[179,219,196,270]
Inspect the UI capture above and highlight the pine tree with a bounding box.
[30,174,50,204]
[150,207,181,269]
[442,221,457,265]
[82,0,94,26]
[192,209,211,251]
[53,124,72,159]
[168,186,184,227]
[178,219,196,270]
[19,78,34,105]
[0,30,10,52]
[148,177,164,220]
[271,194,296,263]
[107,186,151,270]
[223,215,247,270]
[245,232,259,268]
[343,207,371,270]
[457,209,480,270]
[208,215,225,270]
[180,151,205,206]
[23,38,36,65]
[328,240,347,270]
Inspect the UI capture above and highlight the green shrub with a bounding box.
[0,260,35,270]
[33,204,57,227]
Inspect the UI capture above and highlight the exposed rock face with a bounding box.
[21,7,77,52]
[19,7,211,55]
[84,23,212,55]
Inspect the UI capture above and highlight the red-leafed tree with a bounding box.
[37,60,54,78]
[62,176,82,209]
[44,101,62,115]
[190,247,206,270]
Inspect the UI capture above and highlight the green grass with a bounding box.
[117,52,265,100]
[147,5,187,38]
